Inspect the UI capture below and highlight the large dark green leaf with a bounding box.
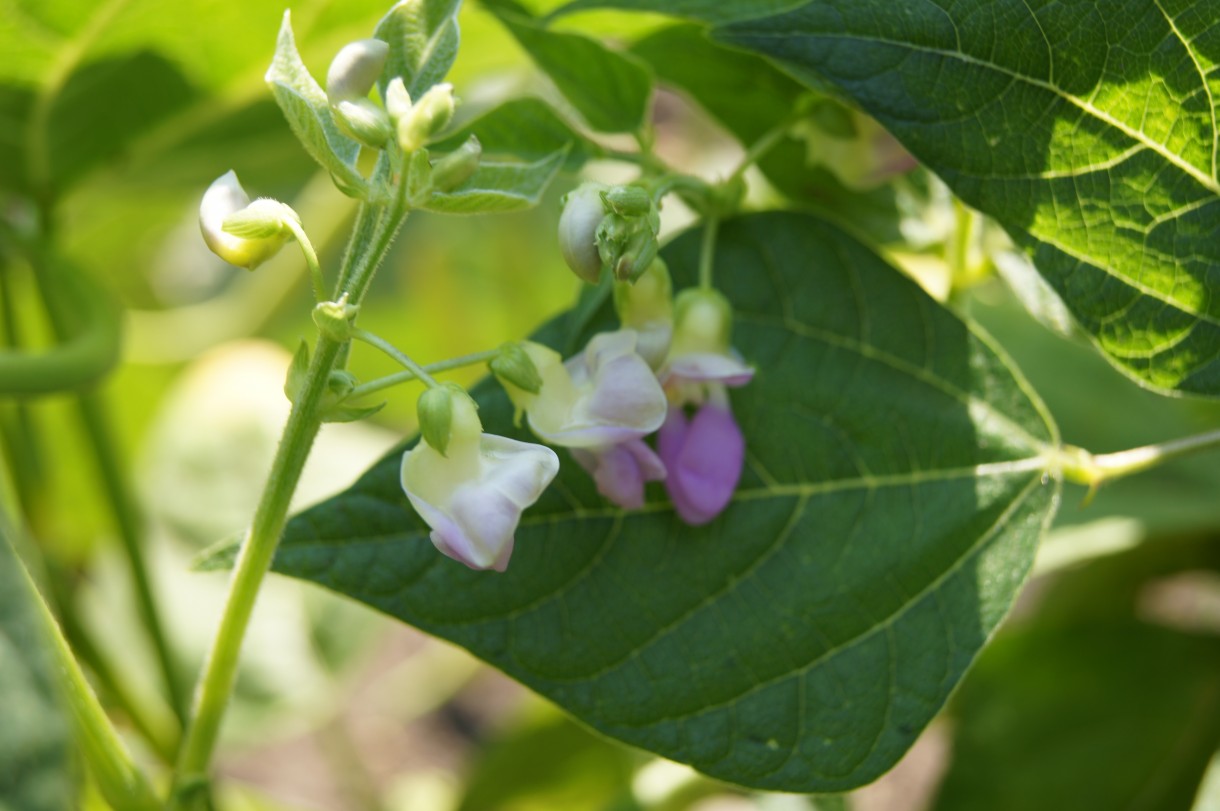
[216,212,1059,791]
[487,0,654,133]
[0,535,73,810]
[546,0,807,25]
[718,1,1220,397]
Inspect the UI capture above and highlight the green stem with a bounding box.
[347,348,499,400]
[727,110,802,184]
[27,256,188,725]
[172,335,342,795]
[698,216,720,290]
[284,218,326,303]
[352,328,441,389]
[173,198,409,801]
[1055,428,1220,489]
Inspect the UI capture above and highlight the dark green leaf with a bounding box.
[424,149,568,213]
[204,211,1060,792]
[373,0,462,101]
[266,11,367,197]
[0,535,73,810]
[488,1,653,133]
[432,97,601,170]
[546,0,807,25]
[719,1,1220,396]
[934,621,1220,811]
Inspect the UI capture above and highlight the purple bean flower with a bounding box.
[571,437,666,510]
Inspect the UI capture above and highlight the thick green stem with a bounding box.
[173,335,343,793]
[172,199,409,802]
[699,217,720,290]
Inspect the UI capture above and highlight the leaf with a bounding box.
[0,535,73,810]
[265,11,367,197]
[718,1,1220,397]
[424,148,569,213]
[431,97,601,170]
[933,621,1220,811]
[546,0,808,25]
[201,211,1061,792]
[373,0,462,101]
[488,1,654,133]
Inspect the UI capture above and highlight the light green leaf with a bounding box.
[266,11,367,197]
[935,621,1220,811]
[0,536,73,810]
[718,1,1220,397]
[431,97,601,170]
[373,0,462,100]
[546,0,807,25]
[424,148,568,213]
[489,1,653,133]
[203,211,1060,792]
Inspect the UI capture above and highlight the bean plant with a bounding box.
[4,0,1220,809]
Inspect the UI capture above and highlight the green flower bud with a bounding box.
[614,258,673,327]
[671,288,735,357]
[312,295,359,343]
[326,38,388,103]
[431,135,482,192]
[602,185,651,217]
[384,77,412,120]
[331,99,392,149]
[221,198,298,239]
[558,182,609,284]
[489,342,543,395]
[612,228,659,282]
[395,83,456,153]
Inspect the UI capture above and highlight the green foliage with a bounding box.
[718,0,1220,396]
[487,0,654,133]
[374,0,462,101]
[432,97,600,170]
[546,0,807,25]
[266,12,367,197]
[424,149,569,213]
[205,212,1060,791]
[0,536,73,811]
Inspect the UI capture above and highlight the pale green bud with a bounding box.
[614,258,673,328]
[671,288,735,357]
[200,171,294,270]
[326,38,388,103]
[312,295,359,343]
[395,83,456,153]
[489,342,543,395]
[384,77,412,120]
[558,182,609,284]
[601,185,651,217]
[331,99,393,148]
[431,136,481,192]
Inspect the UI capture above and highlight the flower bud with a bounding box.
[384,77,412,120]
[611,228,658,282]
[417,383,480,457]
[602,184,651,217]
[326,39,389,103]
[200,171,294,270]
[312,295,359,343]
[614,258,673,369]
[431,135,482,192]
[671,288,735,358]
[557,182,609,284]
[394,82,457,153]
[489,341,543,395]
[331,99,393,148]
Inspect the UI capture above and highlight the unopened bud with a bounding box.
[200,171,293,270]
[612,228,659,282]
[614,258,673,327]
[671,288,734,357]
[431,136,481,192]
[418,383,480,456]
[312,295,359,343]
[489,342,543,395]
[326,39,388,103]
[395,82,456,153]
[331,99,392,148]
[602,185,651,217]
[384,77,412,120]
[558,182,609,284]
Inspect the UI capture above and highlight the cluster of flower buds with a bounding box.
[558,182,661,285]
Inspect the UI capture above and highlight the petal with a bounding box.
[665,351,755,388]
[662,401,745,526]
[579,438,666,510]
